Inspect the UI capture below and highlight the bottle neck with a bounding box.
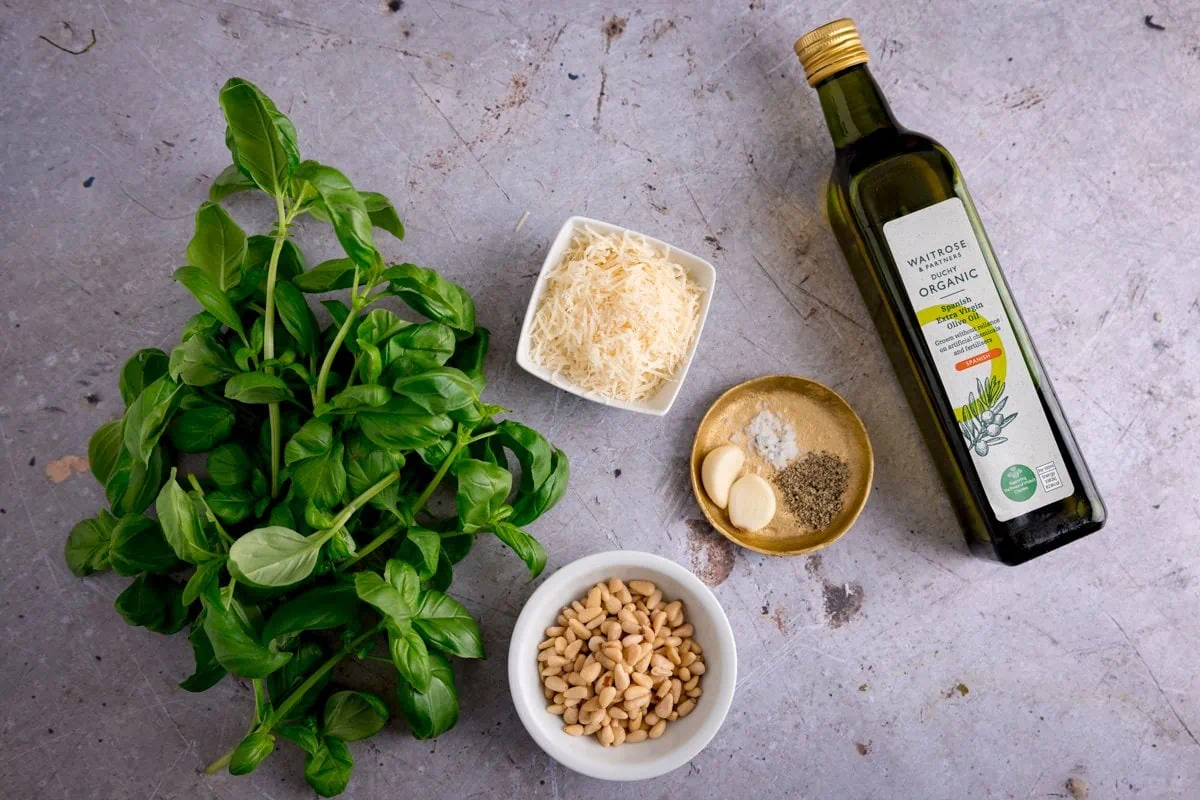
[816,65,899,149]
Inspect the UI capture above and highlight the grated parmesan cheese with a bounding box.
[529,226,703,403]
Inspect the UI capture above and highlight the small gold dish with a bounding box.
[689,375,873,556]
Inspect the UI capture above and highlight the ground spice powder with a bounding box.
[776,451,850,530]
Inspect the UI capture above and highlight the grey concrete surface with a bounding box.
[2,1,1198,798]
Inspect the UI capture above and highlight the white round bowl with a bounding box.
[507,551,737,781]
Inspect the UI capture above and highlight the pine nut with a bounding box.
[668,712,678,721]
[564,686,589,700]
[631,672,653,689]
[689,641,702,655]
[546,625,565,637]
[665,645,681,665]
[571,600,585,614]
[663,600,682,619]
[648,720,666,739]
[677,700,696,717]
[690,661,705,675]
[614,664,630,691]
[681,651,697,667]
[655,694,674,718]
[563,707,579,725]
[556,614,569,627]
[650,666,673,679]
[599,686,617,708]
[635,652,653,673]
[621,634,644,647]
[684,675,699,691]
[666,636,683,648]
[586,586,602,609]
[581,697,600,713]
[607,577,626,594]
[624,694,651,711]
[576,605,603,623]
[678,667,691,682]
[656,680,672,699]
[553,636,566,654]
[573,654,587,672]
[672,624,694,638]
[586,614,606,630]
[545,654,567,667]
[617,588,633,604]
[628,580,656,596]
[608,706,628,720]
[623,645,640,664]
[545,687,556,700]
[628,714,643,730]
[644,712,659,726]
[596,652,617,670]
[645,589,663,610]
[564,724,584,736]
[578,709,593,725]
[671,678,683,705]
[652,611,668,632]
[651,654,673,671]
[687,687,702,698]
[626,729,648,743]
[562,607,578,620]
[604,594,622,614]
[580,661,602,682]
[538,639,556,651]
[563,697,581,707]
[545,676,568,693]
[564,628,577,646]
[540,666,562,678]
[568,619,589,638]
[599,724,615,746]
[547,703,565,715]
[624,685,650,700]
[583,721,602,736]
[613,725,626,746]
[563,639,583,660]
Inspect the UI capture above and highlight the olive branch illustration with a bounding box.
[960,375,1018,457]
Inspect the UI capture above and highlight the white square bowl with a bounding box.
[516,216,716,416]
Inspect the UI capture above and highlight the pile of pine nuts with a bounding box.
[537,577,706,746]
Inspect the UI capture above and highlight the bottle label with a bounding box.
[883,198,1074,521]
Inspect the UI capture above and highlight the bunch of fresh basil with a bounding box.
[64,78,568,796]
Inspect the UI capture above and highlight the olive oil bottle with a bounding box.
[795,20,1105,564]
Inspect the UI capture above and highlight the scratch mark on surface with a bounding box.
[1106,612,1200,749]
[592,66,608,131]
[409,72,512,203]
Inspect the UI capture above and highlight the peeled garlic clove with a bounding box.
[701,445,745,509]
[727,473,776,532]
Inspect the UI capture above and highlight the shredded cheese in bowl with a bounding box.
[529,227,704,403]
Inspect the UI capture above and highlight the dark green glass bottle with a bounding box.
[796,20,1105,564]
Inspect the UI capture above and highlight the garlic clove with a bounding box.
[701,445,745,509]
[727,473,776,532]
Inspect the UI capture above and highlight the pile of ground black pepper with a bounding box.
[776,451,851,530]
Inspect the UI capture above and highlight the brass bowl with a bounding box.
[689,375,874,556]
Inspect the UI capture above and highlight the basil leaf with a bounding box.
[219,78,295,197]
[167,404,236,452]
[452,458,511,534]
[354,571,413,623]
[65,512,116,576]
[356,309,409,348]
[122,375,183,465]
[320,300,361,354]
[115,574,188,634]
[87,419,124,487]
[207,443,252,488]
[304,737,353,798]
[109,515,179,576]
[229,731,275,776]
[398,527,440,580]
[169,335,239,387]
[387,622,432,693]
[267,641,329,717]
[156,468,216,564]
[510,448,569,527]
[224,372,293,404]
[382,263,475,336]
[174,266,246,342]
[187,201,246,291]
[415,433,456,468]
[275,280,319,356]
[276,716,320,754]
[343,432,403,514]
[413,591,484,659]
[202,595,292,678]
[180,311,223,342]
[118,348,170,407]
[180,617,226,692]
[107,443,168,517]
[357,397,453,451]
[495,420,552,494]
[293,258,356,293]
[360,191,404,239]
[429,550,453,592]
[208,488,254,523]
[382,322,456,382]
[284,419,347,508]
[182,558,225,607]
[262,582,360,646]
[331,385,391,410]
[392,367,477,417]
[295,160,379,273]
[440,532,474,565]
[396,652,458,740]
[322,690,389,741]
[209,163,258,202]
[492,521,547,579]
[384,558,421,608]
[447,326,489,392]
[228,526,326,588]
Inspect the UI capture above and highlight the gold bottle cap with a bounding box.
[794,18,869,87]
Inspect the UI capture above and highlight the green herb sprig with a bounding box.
[65,78,569,796]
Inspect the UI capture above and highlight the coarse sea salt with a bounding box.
[741,410,799,469]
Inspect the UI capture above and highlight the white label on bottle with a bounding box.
[883,198,1073,521]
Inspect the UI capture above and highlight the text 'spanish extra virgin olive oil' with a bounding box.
[795,20,1105,565]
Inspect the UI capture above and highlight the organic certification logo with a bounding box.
[1001,464,1037,502]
